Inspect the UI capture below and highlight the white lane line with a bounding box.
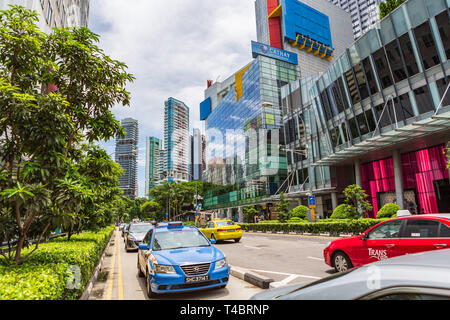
[249,268,321,280]
[244,245,261,250]
[279,274,299,285]
[307,256,324,261]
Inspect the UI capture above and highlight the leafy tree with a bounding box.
[379,0,406,19]
[243,206,258,223]
[292,205,308,220]
[0,6,133,264]
[343,184,372,218]
[276,192,291,223]
[141,200,163,221]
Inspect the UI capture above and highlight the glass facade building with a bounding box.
[203,54,299,218]
[116,118,139,200]
[145,137,161,198]
[281,0,450,218]
[161,98,190,183]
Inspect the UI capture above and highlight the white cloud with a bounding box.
[91,0,256,197]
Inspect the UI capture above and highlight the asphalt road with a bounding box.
[216,232,339,286]
[89,229,263,300]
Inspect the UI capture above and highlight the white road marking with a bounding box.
[249,268,321,280]
[307,256,324,261]
[244,245,261,250]
[279,274,299,285]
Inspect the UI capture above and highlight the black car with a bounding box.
[124,223,154,252]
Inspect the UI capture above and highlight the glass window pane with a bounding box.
[414,85,435,114]
[380,17,396,45]
[365,109,376,132]
[414,21,440,70]
[345,70,360,105]
[372,48,394,89]
[398,33,420,77]
[348,117,359,139]
[353,63,369,100]
[436,11,450,60]
[368,220,402,239]
[402,219,440,238]
[436,77,450,108]
[406,0,428,28]
[392,7,408,36]
[357,113,370,135]
[362,58,378,94]
[426,0,446,17]
[385,39,408,82]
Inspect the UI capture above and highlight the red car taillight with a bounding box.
[236,227,242,231]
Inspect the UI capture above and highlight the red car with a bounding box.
[324,213,450,272]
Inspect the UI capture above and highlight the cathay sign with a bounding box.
[251,41,298,65]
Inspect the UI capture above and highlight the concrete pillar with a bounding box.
[238,207,244,223]
[355,158,362,186]
[331,192,338,210]
[227,208,232,220]
[393,149,405,210]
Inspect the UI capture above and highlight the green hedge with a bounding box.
[238,219,387,235]
[0,225,115,300]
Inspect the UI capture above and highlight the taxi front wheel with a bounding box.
[146,271,157,298]
[333,251,353,273]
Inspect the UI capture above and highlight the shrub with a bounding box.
[330,204,358,219]
[0,225,114,300]
[292,205,308,220]
[376,203,401,219]
[183,221,196,227]
[238,219,384,235]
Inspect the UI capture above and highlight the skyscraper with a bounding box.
[161,98,190,183]
[116,118,139,200]
[145,137,161,198]
[189,128,206,181]
[0,0,90,32]
[328,0,384,39]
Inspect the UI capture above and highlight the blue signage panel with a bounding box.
[281,0,333,49]
[200,97,212,121]
[308,196,316,206]
[251,41,298,65]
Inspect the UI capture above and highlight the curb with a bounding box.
[79,229,115,300]
[229,265,274,289]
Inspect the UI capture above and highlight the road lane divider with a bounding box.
[229,264,273,289]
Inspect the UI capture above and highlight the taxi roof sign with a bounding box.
[167,222,184,229]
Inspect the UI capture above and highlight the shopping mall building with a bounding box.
[281,0,450,218]
[200,0,353,220]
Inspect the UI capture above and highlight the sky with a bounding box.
[89,0,257,198]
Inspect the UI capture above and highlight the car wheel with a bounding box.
[234,238,241,243]
[333,251,352,272]
[146,271,157,298]
[138,258,144,278]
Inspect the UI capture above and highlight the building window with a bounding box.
[348,117,359,139]
[414,21,440,70]
[385,39,407,83]
[362,57,378,94]
[372,48,393,89]
[436,11,450,60]
[398,33,420,77]
[413,85,435,114]
[436,77,450,108]
[353,62,369,100]
[345,69,360,105]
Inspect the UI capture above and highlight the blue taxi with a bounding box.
[137,222,230,297]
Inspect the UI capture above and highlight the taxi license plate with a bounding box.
[227,229,235,232]
[185,275,209,283]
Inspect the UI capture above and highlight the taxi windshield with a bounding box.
[215,221,234,227]
[152,229,210,251]
[129,224,153,233]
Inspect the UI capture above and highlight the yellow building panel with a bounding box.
[235,62,252,101]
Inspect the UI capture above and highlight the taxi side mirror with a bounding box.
[210,239,216,245]
[139,244,149,250]
[360,233,368,241]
